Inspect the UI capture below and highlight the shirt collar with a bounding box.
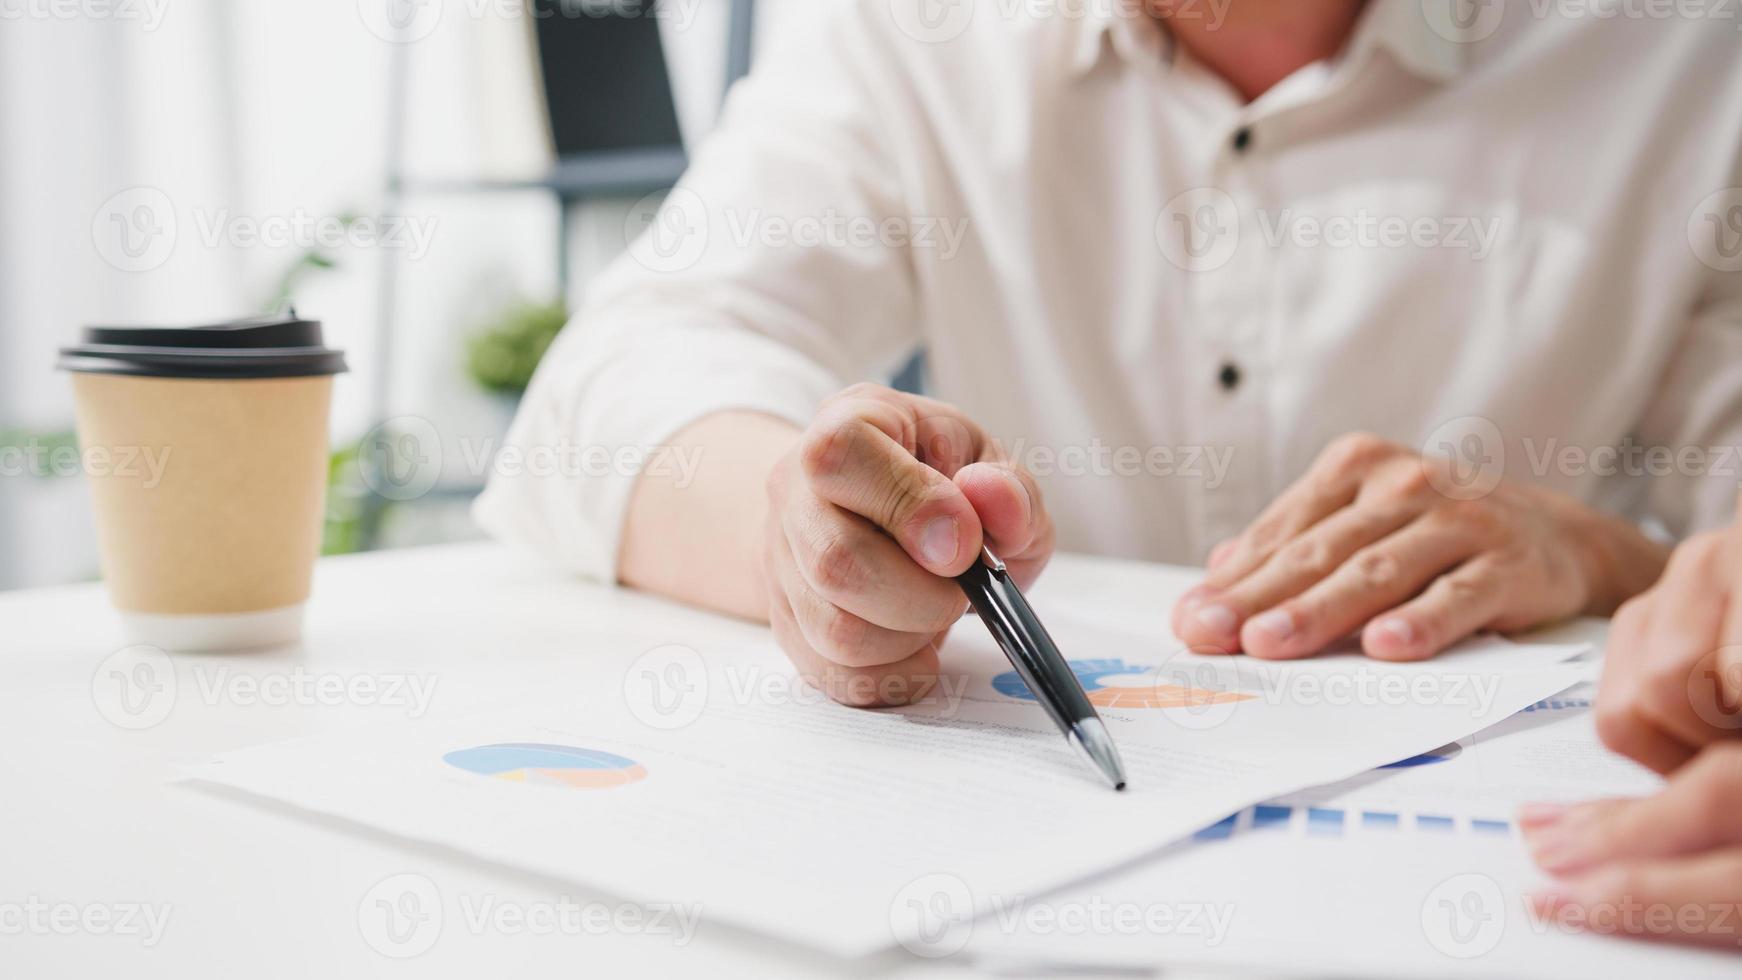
[1068,0,1467,84]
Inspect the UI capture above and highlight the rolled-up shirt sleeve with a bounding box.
[473,2,923,581]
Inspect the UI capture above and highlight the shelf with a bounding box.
[391,145,689,201]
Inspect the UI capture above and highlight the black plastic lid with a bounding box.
[57,314,348,379]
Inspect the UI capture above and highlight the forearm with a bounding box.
[617,411,802,621]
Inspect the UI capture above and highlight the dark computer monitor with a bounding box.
[532,0,686,159]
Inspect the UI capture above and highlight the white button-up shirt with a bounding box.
[477,0,1742,583]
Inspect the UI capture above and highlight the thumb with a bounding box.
[1523,743,1742,876]
[798,403,985,577]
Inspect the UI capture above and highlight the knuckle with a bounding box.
[819,608,877,664]
[1435,571,1489,610]
[1322,432,1392,472]
[809,531,869,596]
[798,415,863,481]
[1434,499,1504,537]
[1378,463,1437,503]
[1349,549,1403,590]
[885,478,945,531]
[835,381,891,404]
[1305,466,1349,503]
[1279,536,1336,578]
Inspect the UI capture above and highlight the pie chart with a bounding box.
[993,658,1255,710]
[442,743,648,789]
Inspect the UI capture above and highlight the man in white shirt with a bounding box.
[477,0,1742,705]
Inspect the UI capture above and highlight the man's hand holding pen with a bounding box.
[761,384,1055,707]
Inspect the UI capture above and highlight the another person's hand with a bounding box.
[763,384,1053,706]
[1172,433,1666,661]
[1520,743,1742,948]
[1593,511,1742,774]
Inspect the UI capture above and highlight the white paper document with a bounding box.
[185,612,1587,956]
[972,682,1740,977]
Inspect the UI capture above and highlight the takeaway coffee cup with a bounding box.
[58,315,347,650]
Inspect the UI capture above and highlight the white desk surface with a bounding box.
[0,543,1609,979]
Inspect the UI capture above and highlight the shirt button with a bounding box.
[1218,362,1242,392]
[1232,126,1253,154]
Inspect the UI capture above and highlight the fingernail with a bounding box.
[920,517,960,567]
[1195,603,1239,635]
[1517,802,1569,830]
[1249,608,1295,641]
[1372,617,1416,648]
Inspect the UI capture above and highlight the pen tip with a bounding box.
[1115,781,1126,792]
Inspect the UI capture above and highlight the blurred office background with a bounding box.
[0,0,833,590]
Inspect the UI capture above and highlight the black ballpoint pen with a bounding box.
[956,548,1128,791]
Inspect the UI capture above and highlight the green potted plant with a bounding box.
[464,300,568,398]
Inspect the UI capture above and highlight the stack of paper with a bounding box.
[186,610,1588,958]
[970,680,1741,976]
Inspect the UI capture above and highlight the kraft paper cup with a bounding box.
[58,315,347,651]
